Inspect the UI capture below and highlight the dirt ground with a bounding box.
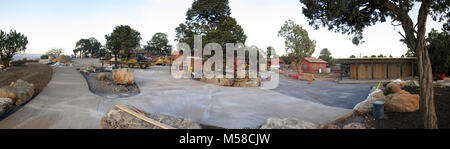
[366,86,450,129]
[82,71,140,98]
[0,62,52,94]
[314,73,340,81]
[339,86,450,129]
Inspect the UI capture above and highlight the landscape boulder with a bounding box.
[342,122,366,129]
[385,90,419,112]
[200,77,235,86]
[233,78,261,87]
[100,106,202,129]
[112,68,135,85]
[354,90,386,114]
[435,80,450,88]
[298,73,315,81]
[386,82,402,93]
[0,79,35,106]
[97,72,110,81]
[218,78,235,86]
[260,118,317,129]
[444,77,450,82]
[55,55,70,63]
[80,63,96,74]
[317,124,340,129]
[0,98,13,117]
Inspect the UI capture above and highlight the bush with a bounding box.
[40,54,49,59]
[11,59,26,66]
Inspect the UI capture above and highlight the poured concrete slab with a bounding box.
[272,75,374,109]
[0,63,351,129]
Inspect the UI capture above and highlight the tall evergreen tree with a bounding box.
[175,0,247,50]
[105,25,141,67]
[278,20,316,74]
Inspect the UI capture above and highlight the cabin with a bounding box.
[338,57,416,80]
[301,57,328,73]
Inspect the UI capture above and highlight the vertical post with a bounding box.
[356,63,359,80]
[386,63,389,79]
[400,62,403,79]
[371,62,374,80]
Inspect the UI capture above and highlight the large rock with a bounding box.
[342,122,366,129]
[0,98,13,117]
[55,55,70,63]
[0,79,35,106]
[298,73,315,81]
[386,82,402,93]
[354,90,386,114]
[218,78,235,86]
[385,90,419,112]
[97,72,110,81]
[317,124,340,129]
[260,118,317,129]
[112,68,135,85]
[444,77,450,82]
[233,78,261,87]
[101,106,202,129]
[200,77,235,86]
[80,63,96,74]
[436,80,450,88]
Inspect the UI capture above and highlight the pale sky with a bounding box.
[0,0,445,58]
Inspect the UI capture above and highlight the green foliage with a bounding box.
[186,0,230,27]
[145,32,172,56]
[278,20,316,70]
[175,0,247,51]
[105,25,141,64]
[267,46,273,59]
[46,48,63,58]
[299,0,449,46]
[279,54,292,65]
[371,55,377,58]
[40,54,49,59]
[74,37,102,58]
[0,30,28,67]
[427,28,450,74]
[378,54,385,58]
[318,48,334,66]
[350,55,356,58]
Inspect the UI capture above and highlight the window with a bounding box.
[314,63,316,70]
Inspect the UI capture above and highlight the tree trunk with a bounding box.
[417,44,438,129]
[416,1,438,129]
[386,0,438,129]
[2,58,10,67]
[114,54,118,68]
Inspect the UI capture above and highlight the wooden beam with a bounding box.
[115,105,176,129]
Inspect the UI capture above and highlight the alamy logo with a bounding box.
[171,35,280,89]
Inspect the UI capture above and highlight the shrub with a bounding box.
[40,54,49,59]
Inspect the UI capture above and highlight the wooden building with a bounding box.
[301,57,328,73]
[338,58,416,80]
